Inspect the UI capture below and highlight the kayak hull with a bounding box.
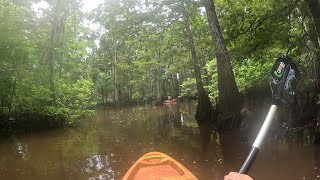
[122,152,198,180]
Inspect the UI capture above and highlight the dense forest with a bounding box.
[0,0,320,134]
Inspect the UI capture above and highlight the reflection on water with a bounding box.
[0,102,319,180]
[16,141,30,161]
[84,154,114,180]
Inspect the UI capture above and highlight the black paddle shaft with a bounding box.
[239,56,299,174]
[239,147,259,174]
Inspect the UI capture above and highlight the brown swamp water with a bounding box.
[0,102,319,180]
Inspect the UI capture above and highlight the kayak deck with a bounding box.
[122,152,198,180]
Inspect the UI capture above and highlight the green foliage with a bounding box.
[234,59,271,91]
[56,78,95,124]
[203,58,218,101]
[181,78,197,98]
[0,0,95,129]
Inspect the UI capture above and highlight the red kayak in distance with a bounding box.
[163,99,177,105]
[122,152,198,180]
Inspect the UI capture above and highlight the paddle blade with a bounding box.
[270,56,299,107]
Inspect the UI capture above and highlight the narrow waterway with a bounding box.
[0,102,319,180]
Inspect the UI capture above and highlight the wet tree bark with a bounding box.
[203,0,242,125]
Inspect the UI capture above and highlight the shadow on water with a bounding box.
[0,102,319,180]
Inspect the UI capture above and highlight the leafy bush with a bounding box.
[180,78,197,98]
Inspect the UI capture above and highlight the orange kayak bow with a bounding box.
[122,152,198,180]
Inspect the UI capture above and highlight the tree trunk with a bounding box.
[112,37,119,106]
[309,24,320,94]
[155,50,163,105]
[203,0,242,122]
[172,74,179,98]
[182,5,216,127]
[128,86,132,102]
[305,0,320,39]
[305,0,320,142]
[48,0,64,106]
[184,12,203,92]
[48,48,56,106]
[8,76,16,113]
[304,0,320,90]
